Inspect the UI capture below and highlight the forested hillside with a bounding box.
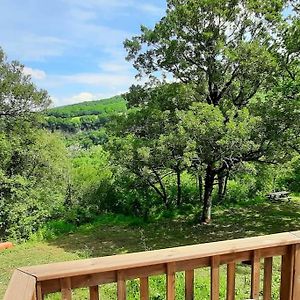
[45,96,126,131]
[44,96,126,148]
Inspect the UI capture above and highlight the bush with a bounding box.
[0,130,68,241]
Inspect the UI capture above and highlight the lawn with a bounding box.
[1,198,300,299]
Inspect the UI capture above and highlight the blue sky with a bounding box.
[0,0,166,107]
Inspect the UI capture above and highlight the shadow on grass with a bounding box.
[49,199,300,259]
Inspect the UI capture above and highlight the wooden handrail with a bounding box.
[4,231,300,300]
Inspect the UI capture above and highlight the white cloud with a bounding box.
[51,91,125,107]
[50,92,96,106]
[23,67,46,80]
[70,92,95,102]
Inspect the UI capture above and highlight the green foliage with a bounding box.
[47,96,126,117]
[29,220,76,241]
[0,48,69,240]
[45,96,126,135]
[123,0,300,222]
[0,129,69,240]
[1,0,300,239]
[63,146,115,224]
[0,47,50,118]
[277,156,300,192]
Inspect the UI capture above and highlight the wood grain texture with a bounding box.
[263,257,272,300]
[280,245,295,300]
[60,277,72,300]
[292,244,300,300]
[40,246,288,295]
[167,262,176,300]
[5,231,300,300]
[19,232,300,281]
[211,256,220,300]
[140,277,149,300]
[36,282,44,300]
[117,271,126,300]
[89,286,99,300]
[4,270,37,300]
[251,251,260,300]
[185,269,194,300]
[226,263,235,300]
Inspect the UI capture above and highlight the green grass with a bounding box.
[46,95,126,118]
[1,197,300,299]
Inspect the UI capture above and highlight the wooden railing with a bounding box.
[4,231,300,300]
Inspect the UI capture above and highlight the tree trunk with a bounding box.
[147,179,169,209]
[222,172,229,199]
[158,177,169,209]
[217,171,229,203]
[152,169,169,209]
[217,173,225,203]
[201,165,215,224]
[176,168,182,207]
[197,173,203,203]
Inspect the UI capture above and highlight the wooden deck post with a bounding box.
[140,277,149,300]
[226,263,235,300]
[167,262,176,300]
[89,286,99,300]
[211,256,220,300]
[60,278,72,300]
[292,244,300,300]
[251,251,260,300]
[185,269,194,300]
[263,257,273,300]
[117,271,126,300]
[280,245,295,300]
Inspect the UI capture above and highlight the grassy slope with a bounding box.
[46,96,126,118]
[1,198,300,299]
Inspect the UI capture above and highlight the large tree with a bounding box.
[0,48,68,239]
[0,48,50,118]
[124,0,300,222]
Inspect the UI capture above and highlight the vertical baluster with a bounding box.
[280,245,295,300]
[226,262,235,300]
[292,244,300,300]
[140,277,149,300]
[251,251,260,300]
[263,257,273,300]
[166,262,176,300]
[36,282,44,300]
[185,269,194,300]
[211,256,220,300]
[117,271,126,300]
[60,278,72,300]
[89,286,99,300]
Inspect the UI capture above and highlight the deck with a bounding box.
[4,231,300,299]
